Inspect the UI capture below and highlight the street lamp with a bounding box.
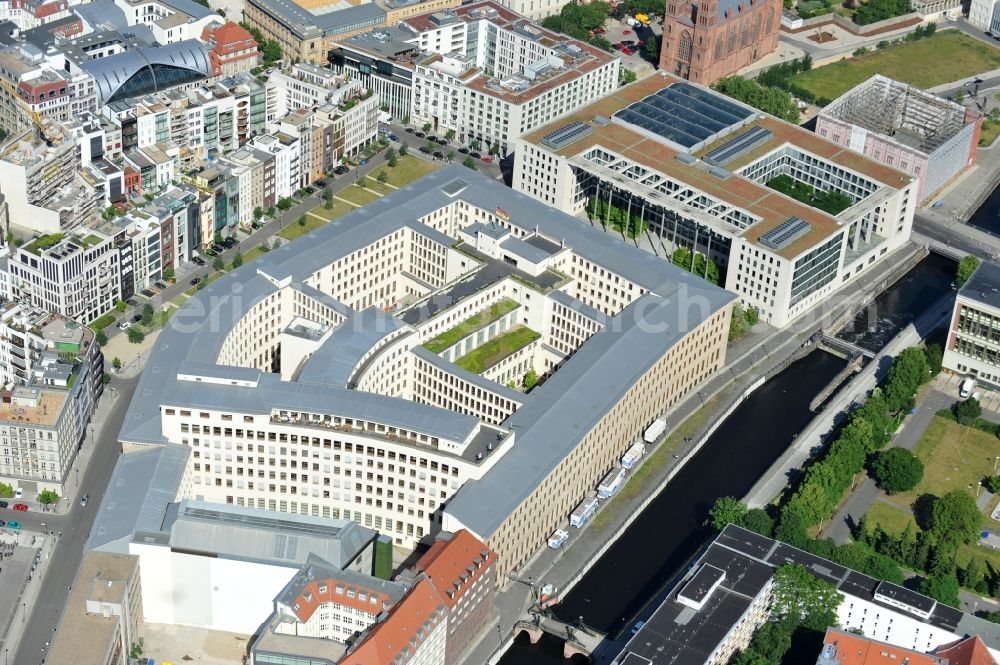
[994,456,999,473]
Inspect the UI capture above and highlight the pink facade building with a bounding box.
[816,74,981,204]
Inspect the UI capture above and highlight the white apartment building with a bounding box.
[330,27,419,122]
[942,261,1000,387]
[514,72,917,328]
[109,166,733,574]
[252,133,300,200]
[971,0,999,30]
[112,0,222,43]
[406,2,619,153]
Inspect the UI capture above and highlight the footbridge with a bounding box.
[514,612,605,660]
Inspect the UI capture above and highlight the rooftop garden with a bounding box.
[80,234,102,248]
[424,299,520,354]
[766,174,854,216]
[455,325,540,374]
[24,233,64,255]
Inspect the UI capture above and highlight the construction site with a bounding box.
[816,74,982,203]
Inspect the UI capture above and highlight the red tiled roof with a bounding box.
[415,530,495,609]
[935,636,998,665]
[290,576,396,623]
[203,21,258,55]
[822,629,943,665]
[346,579,447,665]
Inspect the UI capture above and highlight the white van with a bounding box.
[960,377,976,398]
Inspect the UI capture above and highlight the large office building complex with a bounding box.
[108,166,732,584]
[943,261,1000,386]
[817,75,981,204]
[513,73,917,328]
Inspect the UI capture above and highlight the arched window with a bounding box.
[678,30,693,63]
[765,7,775,33]
[714,36,724,61]
[751,13,762,42]
[108,64,207,104]
[740,20,750,47]
[727,26,737,53]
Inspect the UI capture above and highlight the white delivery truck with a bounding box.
[960,377,976,398]
[622,441,646,469]
[643,418,667,444]
[570,496,599,528]
[597,467,627,499]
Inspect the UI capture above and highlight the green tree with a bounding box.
[523,368,538,391]
[957,255,981,287]
[447,151,455,162]
[712,76,799,123]
[644,35,660,62]
[254,206,264,220]
[885,347,929,413]
[261,40,282,64]
[112,357,122,370]
[920,572,960,607]
[775,509,810,548]
[924,343,943,377]
[706,496,748,531]
[988,475,1000,493]
[869,447,924,494]
[620,69,637,85]
[163,267,175,282]
[772,564,844,631]
[445,129,456,140]
[377,170,389,190]
[232,252,243,269]
[323,187,334,210]
[141,303,154,326]
[463,156,478,170]
[399,141,409,156]
[213,255,225,271]
[385,147,396,162]
[129,638,145,660]
[0,483,13,498]
[96,330,107,346]
[743,508,774,536]
[37,489,59,504]
[422,122,432,132]
[115,299,127,312]
[930,490,982,547]
[128,328,145,344]
[214,231,224,245]
[955,397,982,425]
[987,610,1000,624]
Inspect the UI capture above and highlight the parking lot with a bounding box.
[604,17,661,77]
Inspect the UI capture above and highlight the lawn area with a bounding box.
[337,185,383,207]
[370,155,438,188]
[863,501,915,537]
[423,299,519,353]
[883,415,1000,517]
[278,213,328,241]
[310,199,355,221]
[790,32,1000,101]
[454,325,540,373]
[981,118,1000,148]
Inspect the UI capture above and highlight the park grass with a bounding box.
[310,199,355,221]
[337,185,382,207]
[981,119,1000,148]
[454,325,540,373]
[374,154,439,188]
[790,32,1000,102]
[863,501,916,537]
[279,213,328,241]
[883,415,1000,518]
[423,299,519,353]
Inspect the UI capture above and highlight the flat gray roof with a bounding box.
[959,261,1000,311]
[248,0,384,38]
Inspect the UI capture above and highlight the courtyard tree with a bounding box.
[869,447,924,494]
[96,331,107,346]
[929,490,981,547]
[463,156,478,171]
[706,496,748,531]
[955,397,982,425]
[127,328,145,344]
[0,483,12,498]
[377,171,389,190]
[957,254,981,287]
[323,187,334,210]
[112,357,122,370]
[37,490,59,505]
[232,252,243,269]
[213,255,225,271]
[743,508,774,536]
[772,564,843,631]
[141,303,154,326]
[522,368,538,391]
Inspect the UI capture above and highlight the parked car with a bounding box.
[80,494,89,507]
[621,47,634,55]
[14,489,22,499]
[191,257,205,266]
[481,155,493,163]
[126,298,140,306]
[304,186,316,195]
[388,134,399,142]
[415,131,425,138]
[427,135,438,142]
[190,277,201,286]
[12,503,27,512]
[612,42,623,50]
[360,159,367,166]
[437,138,448,145]
[0,501,10,509]
[7,521,21,530]
[621,40,635,47]
[211,244,223,253]
[458,147,469,154]
[405,127,414,133]
[433,151,444,159]
[470,152,482,159]
[315,179,328,188]
[335,165,349,175]
[623,28,631,34]
[131,314,142,323]
[631,621,645,635]
[419,145,432,153]
[0,520,5,528]
[118,321,131,331]
[154,281,167,290]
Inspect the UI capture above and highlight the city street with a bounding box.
[6,373,138,665]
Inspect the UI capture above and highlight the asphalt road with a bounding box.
[913,214,1000,261]
[11,373,138,665]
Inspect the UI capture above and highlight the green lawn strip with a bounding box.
[981,119,1000,148]
[791,32,1000,101]
[364,174,399,190]
[310,199,355,221]
[279,213,328,241]
[423,299,519,353]
[337,185,383,207]
[377,155,439,187]
[454,326,540,373]
[590,386,736,532]
[89,313,116,331]
[863,501,916,537]
[882,415,999,518]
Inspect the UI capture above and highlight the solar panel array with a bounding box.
[703,126,773,166]
[540,121,593,149]
[613,82,755,149]
[759,216,811,250]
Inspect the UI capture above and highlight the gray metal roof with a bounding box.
[73,1,129,32]
[157,0,218,19]
[275,552,406,610]
[248,0,384,38]
[297,308,408,388]
[87,444,190,554]
[165,500,377,568]
[81,39,211,105]
[959,260,1000,311]
[499,235,552,264]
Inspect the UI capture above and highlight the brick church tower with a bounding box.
[658,0,781,86]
